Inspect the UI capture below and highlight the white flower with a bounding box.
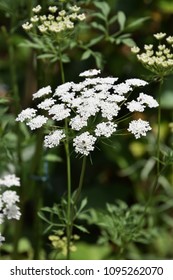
[3,204,21,220]
[22,22,33,31]
[79,69,101,77]
[113,83,132,95]
[128,119,152,139]
[77,13,86,21]
[95,122,117,137]
[32,5,42,13]
[154,32,166,40]
[131,46,140,54]
[0,213,4,224]
[37,98,56,110]
[48,6,58,13]
[0,174,20,187]
[54,82,73,97]
[0,233,5,245]
[77,97,100,119]
[69,5,81,12]
[26,115,48,130]
[73,132,96,156]
[100,101,120,120]
[48,104,71,121]
[0,196,3,211]
[137,93,159,108]
[99,77,118,84]
[2,191,19,206]
[125,78,148,87]
[69,115,87,131]
[32,86,52,99]
[44,130,65,148]
[126,100,145,112]
[16,108,37,122]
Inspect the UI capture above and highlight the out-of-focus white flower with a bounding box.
[0,174,21,245]
[0,234,5,245]
[16,108,37,122]
[79,69,101,77]
[33,86,52,99]
[0,174,20,187]
[2,191,20,206]
[3,205,21,220]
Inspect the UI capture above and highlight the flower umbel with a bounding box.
[131,33,173,77]
[0,174,21,245]
[16,69,158,156]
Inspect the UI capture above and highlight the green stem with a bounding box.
[156,79,163,181]
[64,131,72,260]
[74,156,87,203]
[58,49,72,259]
[59,47,65,84]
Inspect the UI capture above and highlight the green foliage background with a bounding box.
[0,0,173,259]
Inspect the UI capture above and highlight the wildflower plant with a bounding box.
[21,4,86,67]
[131,32,173,184]
[16,68,158,258]
[0,174,21,246]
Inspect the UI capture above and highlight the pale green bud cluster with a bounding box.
[22,5,85,35]
[131,33,173,77]
[48,231,80,256]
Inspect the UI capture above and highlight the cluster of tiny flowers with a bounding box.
[48,230,80,256]
[131,33,173,77]
[22,5,85,34]
[16,69,158,156]
[0,174,21,246]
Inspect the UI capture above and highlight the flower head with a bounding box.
[0,174,21,245]
[131,33,173,77]
[73,132,97,156]
[127,119,152,139]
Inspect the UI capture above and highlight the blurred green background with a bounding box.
[0,0,173,259]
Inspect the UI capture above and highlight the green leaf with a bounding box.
[92,52,104,69]
[61,54,70,63]
[109,14,118,25]
[44,154,62,162]
[121,38,135,47]
[117,11,126,31]
[126,17,150,31]
[94,1,110,18]
[86,35,104,48]
[74,224,89,233]
[81,49,92,60]
[91,22,106,33]
[0,98,9,104]
[91,12,107,21]
[37,53,55,60]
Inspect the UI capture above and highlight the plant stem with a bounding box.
[64,129,72,260]
[59,48,72,259]
[74,156,87,203]
[156,79,163,181]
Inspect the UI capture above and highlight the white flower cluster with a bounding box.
[22,5,85,34]
[16,69,158,156]
[131,33,173,76]
[0,174,21,246]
